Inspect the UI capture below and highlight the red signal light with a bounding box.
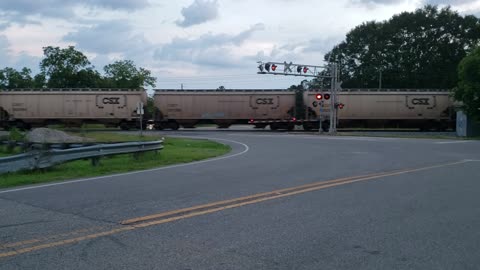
[338,103,344,109]
[271,64,277,71]
[324,93,330,100]
[315,94,323,100]
[303,67,308,73]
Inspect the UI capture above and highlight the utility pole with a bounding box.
[257,61,340,134]
[379,70,382,90]
[329,63,337,133]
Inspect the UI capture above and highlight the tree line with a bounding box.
[289,5,480,119]
[324,5,480,89]
[0,46,156,89]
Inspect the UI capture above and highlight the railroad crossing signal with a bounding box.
[335,102,345,109]
[315,93,331,100]
[256,60,341,134]
[257,61,331,78]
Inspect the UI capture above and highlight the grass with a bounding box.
[0,145,24,157]
[71,131,158,143]
[0,134,231,189]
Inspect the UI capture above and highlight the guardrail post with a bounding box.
[91,157,101,167]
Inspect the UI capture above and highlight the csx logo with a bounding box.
[102,97,121,105]
[256,98,274,105]
[411,98,430,105]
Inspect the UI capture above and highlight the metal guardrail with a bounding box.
[0,140,163,174]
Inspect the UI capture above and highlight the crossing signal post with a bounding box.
[257,61,341,134]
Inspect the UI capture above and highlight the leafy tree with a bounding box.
[288,81,307,119]
[40,46,95,88]
[74,68,103,88]
[325,5,480,89]
[454,47,480,119]
[0,67,35,88]
[145,96,156,119]
[103,60,156,88]
[33,73,47,88]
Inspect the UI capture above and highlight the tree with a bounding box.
[288,81,308,119]
[454,47,480,119]
[324,5,480,89]
[33,73,47,88]
[0,67,35,88]
[103,60,156,88]
[40,46,95,88]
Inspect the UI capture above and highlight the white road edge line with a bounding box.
[435,141,471,144]
[228,133,396,141]
[0,137,249,194]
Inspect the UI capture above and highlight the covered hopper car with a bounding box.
[153,89,455,131]
[0,88,147,130]
[303,89,455,131]
[153,89,296,130]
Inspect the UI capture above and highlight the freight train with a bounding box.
[153,89,455,131]
[0,88,455,131]
[0,88,147,130]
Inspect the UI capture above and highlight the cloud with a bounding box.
[63,19,158,70]
[425,0,477,4]
[349,0,402,6]
[0,35,41,73]
[63,20,150,55]
[154,24,265,67]
[176,0,219,27]
[0,35,11,64]
[350,0,478,7]
[0,0,149,27]
[83,0,150,10]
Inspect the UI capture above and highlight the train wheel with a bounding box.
[15,121,31,131]
[254,124,267,129]
[120,122,130,130]
[170,122,180,130]
[270,123,278,131]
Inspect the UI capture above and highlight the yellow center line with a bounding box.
[0,226,107,250]
[0,159,470,259]
[121,170,395,225]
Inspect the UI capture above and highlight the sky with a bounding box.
[0,0,479,90]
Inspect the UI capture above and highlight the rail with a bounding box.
[0,140,163,174]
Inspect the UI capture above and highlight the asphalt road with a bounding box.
[0,131,479,269]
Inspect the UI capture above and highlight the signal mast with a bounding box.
[256,61,342,134]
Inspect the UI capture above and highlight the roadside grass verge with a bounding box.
[72,131,158,143]
[0,135,231,189]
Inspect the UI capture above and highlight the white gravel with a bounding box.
[26,128,93,143]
